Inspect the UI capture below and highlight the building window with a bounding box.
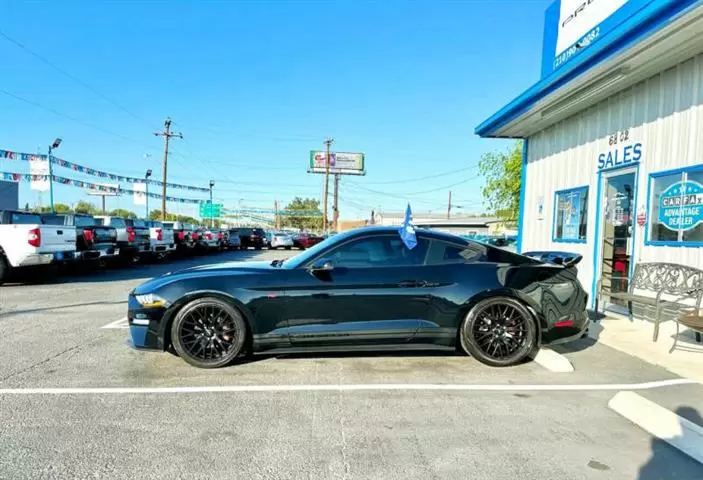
[553,187,588,243]
[648,165,703,245]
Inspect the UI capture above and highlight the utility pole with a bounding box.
[154,117,182,221]
[322,137,334,233]
[274,200,280,230]
[447,190,452,219]
[332,174,340,232]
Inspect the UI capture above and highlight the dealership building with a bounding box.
[477,0,703,311]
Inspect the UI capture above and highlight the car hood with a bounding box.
[133,260,277,293]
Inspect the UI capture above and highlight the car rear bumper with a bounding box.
[541,309,590,347]
[151,244,176,254]
[15,253,55,267]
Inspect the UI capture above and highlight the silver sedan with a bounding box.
[269,232,293,249]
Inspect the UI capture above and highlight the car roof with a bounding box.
[334,226,470,244]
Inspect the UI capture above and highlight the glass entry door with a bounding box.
[600,170,636,308]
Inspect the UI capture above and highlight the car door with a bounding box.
[283,233,432,348]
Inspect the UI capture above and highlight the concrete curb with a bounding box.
[531,348,574,373]
[608,391,703,465]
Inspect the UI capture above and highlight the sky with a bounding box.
[0,0,550,221]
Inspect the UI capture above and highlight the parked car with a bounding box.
[0,210,77,285]
[293,232,324,250]
[95,216,151,264]
[146,221,176,260]
[269,231,293,250]
[164,222,196,257]
[196,227,222,251]
[41,213,119,266]
[227,229,242,250]
[232,227,265,250]
[126,226,589,369]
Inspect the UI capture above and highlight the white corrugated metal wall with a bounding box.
[523,53,703,297]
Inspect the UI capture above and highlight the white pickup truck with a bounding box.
[0,210,77,285]
[146,220,176,259]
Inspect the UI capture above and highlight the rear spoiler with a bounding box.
[521,251,583,268]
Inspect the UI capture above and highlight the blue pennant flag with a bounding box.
[398,203,417,250]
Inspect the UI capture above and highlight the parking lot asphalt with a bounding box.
[1,249,702,479]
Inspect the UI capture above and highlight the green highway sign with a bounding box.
[200,202,223,218]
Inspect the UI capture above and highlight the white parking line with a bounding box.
[0,378,696,396]
[101,317,129,329]
[609,391,703,465]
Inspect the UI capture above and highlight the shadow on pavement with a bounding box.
[1,300,127,317]
[638,406,703,479]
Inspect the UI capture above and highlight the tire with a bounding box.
[0,253,9,285]
[171,297,247,369]
[458,296,537,367]
[255,246,262,250]
[285,246,292,250]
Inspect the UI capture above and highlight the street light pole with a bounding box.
[47,138,62,213]
[145,169,152,219]
[209,180,215,228]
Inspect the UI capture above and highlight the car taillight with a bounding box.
[127,227,136,242]
[28,228,41,247]
[191,232,199,241]
[83,228,94,244]
[206,233,212,240]
[217,232,223,240]
[178,231,185,241]
[156,228,163,241]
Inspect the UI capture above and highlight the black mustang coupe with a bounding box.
[127,226,588,368]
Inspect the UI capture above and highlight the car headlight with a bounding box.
[134,293,167,308]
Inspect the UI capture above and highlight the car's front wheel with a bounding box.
[171,297,247,368]
[459,296,537,367]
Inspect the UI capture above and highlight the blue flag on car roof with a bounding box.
[398,203,417,250]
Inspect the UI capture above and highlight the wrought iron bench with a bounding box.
[595,262,703,341]
[670,310,703,353]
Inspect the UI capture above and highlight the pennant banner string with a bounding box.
[0,171,207,204]
[0,148,210,192]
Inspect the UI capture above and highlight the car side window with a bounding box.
[325,235,428,268]
[425,239,486,265]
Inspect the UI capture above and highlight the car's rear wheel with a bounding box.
[459,296,537,367]
[171,297,247,369]
[0,253,9,285]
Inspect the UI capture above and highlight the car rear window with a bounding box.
[75,216,98,227]
[10,213,43,224]
[239,228,252,235]
[41,214,66,226]
[109,218,126,228]
[252,228,265,235]
[132,220,147,228]
[163,222,175,228]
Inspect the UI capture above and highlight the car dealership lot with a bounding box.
[1,249,702,479]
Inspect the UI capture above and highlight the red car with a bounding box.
[293,232,324,249]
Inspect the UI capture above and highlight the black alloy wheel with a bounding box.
[171,297,247,368]
[459,296,537,367]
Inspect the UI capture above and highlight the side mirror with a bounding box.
[310,258,334,272]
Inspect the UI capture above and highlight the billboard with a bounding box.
[308,151,365,176]
[540,0,658,78]
[87,183,120,197]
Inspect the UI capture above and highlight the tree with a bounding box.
[478,141,523,222]
[280,197,323,231]
[33,203,72,213]
[109,208,137,219]
[74,201,99,215]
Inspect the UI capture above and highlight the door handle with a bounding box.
[57,230,63,235]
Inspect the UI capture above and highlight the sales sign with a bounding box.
[658,180,703,231]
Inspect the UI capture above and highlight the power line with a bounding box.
[345,175,481,198]
[359,165,479,185]
[0,29,157,129]
[0,89,157,150]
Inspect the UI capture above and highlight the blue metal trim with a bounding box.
[590,172,604,309]
[629,164,641,280]
[643,163,703,247]
[516,139,529,254]
[475,0,703,137]
[552,186,589,244]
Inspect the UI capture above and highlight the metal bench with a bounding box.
[670,310,703,353]
[595,262,703,342]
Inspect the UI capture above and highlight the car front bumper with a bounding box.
[127,295,169,351]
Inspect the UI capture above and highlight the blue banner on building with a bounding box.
[658,180,703,231]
